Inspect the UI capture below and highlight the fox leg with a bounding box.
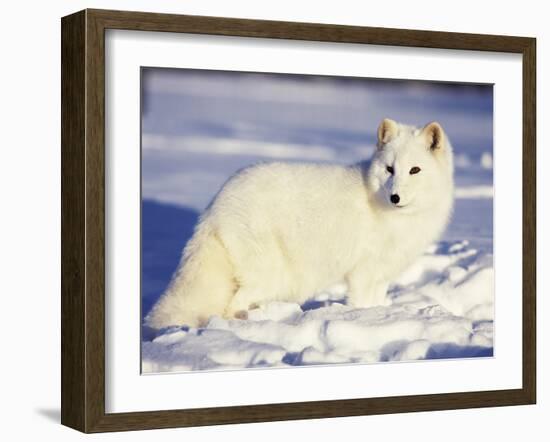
[346,268,390,308]
[371,281,391,306]
[224,287,260,320]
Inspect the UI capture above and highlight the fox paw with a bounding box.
[233,310,249,320]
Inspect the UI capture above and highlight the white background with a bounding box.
[0,0,546,440]
[106,31,522,413]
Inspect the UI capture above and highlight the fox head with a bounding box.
[366,118,454,213]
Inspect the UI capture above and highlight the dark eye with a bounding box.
[409,166,421,175]
[386,166,394,175]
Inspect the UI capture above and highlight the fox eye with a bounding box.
[386,166,394,175]
[409,166,421,175]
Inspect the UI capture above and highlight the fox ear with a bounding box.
[422,122,445,151]
[377,118,398,148]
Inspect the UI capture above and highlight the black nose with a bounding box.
[390,194,400,204]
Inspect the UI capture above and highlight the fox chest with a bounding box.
[357,215,442,280]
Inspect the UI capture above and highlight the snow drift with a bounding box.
[142,239,493,373]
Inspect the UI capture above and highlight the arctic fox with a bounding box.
[146,119,454,329]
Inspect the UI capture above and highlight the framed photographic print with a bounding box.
[61,9,536,433]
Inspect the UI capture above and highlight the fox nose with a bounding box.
[390,194,400,205]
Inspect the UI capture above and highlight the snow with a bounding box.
[140,68,494,373]
[141,69,494,212]
[142,235,493,373]
[480,152,494,169]
[455,186,493,199]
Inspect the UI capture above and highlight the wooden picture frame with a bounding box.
[61,8,536,433]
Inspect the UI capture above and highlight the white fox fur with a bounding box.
[145,119,454,329]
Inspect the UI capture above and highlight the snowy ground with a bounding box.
[141,197,493,373]
[140,69,494,373]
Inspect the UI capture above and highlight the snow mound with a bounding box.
[142,239,493,373]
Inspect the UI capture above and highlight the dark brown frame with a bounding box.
[61,8,536,433]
